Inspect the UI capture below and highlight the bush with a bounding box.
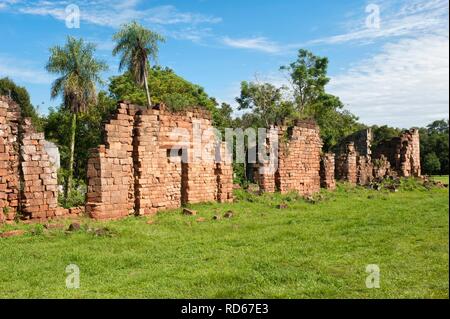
[58,178,86,208]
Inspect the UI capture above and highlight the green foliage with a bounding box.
[46,36,108,113]
[424,152,442,175]
[58,179,86,209]
[109,66,217,110]
[280,49,330,112]
[112,21,165,106]
[420,119,449,175]
[371,125,402,149]
[0,77,44,131]
[303,93,363,151]
[235,49,361,152]
[236,81,298,128]
[44,92,116,181]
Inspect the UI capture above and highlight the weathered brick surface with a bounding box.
[86,101,233,220]
[0,96,20,221]
[255,120,325,196]
[1,96,61,222]
[320,153,336,190]
[373,129,421,177]
[335,142,358,185]
[20,118,58,219]
[336,128,421,185]
[278,121,323,195]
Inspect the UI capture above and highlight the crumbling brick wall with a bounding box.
[335,142,357,185]
[320,153,336,190]
[86,101,233,220]
[373,129,421,177]
[0,96,59,223]
[334,128,373,185]
[277,121,323,195]
[335,128,421,185]
[254,120,326,196]
[0,96,20,221]
[20,118,58,219]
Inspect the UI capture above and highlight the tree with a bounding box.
[371,125,402,149]
[46,36,107,200]
[109,66,228,128]
[304,93,362,151]
[236,80,297,128]
[0,77,44,130]
[112,21,165,108]
[280,49,330,113]
[420,119,449,175]
[423,152,441,175]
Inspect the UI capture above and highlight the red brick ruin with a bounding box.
[254,120,326,196]
[85,101,233,220]
[334,128,421,186]
[1,95,421,223]
[0,96,61,223]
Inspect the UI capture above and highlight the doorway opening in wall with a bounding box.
[167,148,189,207]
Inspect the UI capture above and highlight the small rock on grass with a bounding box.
[183,208,197,216]
[0,229,26,238]
[276,204,289,209]
[212,215,221,220]
[67,223,81,232]
[44,223,65,230]
[223,211,234,218]
[196,217,206,222]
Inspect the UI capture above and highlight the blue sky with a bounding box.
[0,0,448,128]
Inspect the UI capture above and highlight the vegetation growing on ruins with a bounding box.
[0,182,447,298]
[0,22,447,200]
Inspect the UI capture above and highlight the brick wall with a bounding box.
[335,142,358,185]
[0,96,60,223]
[373,129,421,177]
[277,121,323,195]
[254,120,326,196]
[320,153,336,190]
[20,118,58,219]
[335,128,421,185]
[0,96,20,221]
[86,101,233,220]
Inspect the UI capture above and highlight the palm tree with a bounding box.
[46,36,107,200]
[112,21,165,108]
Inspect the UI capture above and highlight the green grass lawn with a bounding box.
[431,175,449,184]
[0,182,448,299]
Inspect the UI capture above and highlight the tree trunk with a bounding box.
[64,112,77,201]
[143,70,152,108]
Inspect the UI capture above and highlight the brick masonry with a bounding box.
[86,101,233,220]
[320,153,336,190]
[335,128,421,185]
[373,129,421,177]
[254,120,330,196]
[0,96,61,223]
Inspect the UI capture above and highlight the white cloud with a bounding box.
[222,37,283,54]
[15,1,221,28]
[0,55,52,84]
[328,34,449,128]
[309,0,449,45]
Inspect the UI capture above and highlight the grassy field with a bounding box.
[431,175,449,184]
[0,180,448,299]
